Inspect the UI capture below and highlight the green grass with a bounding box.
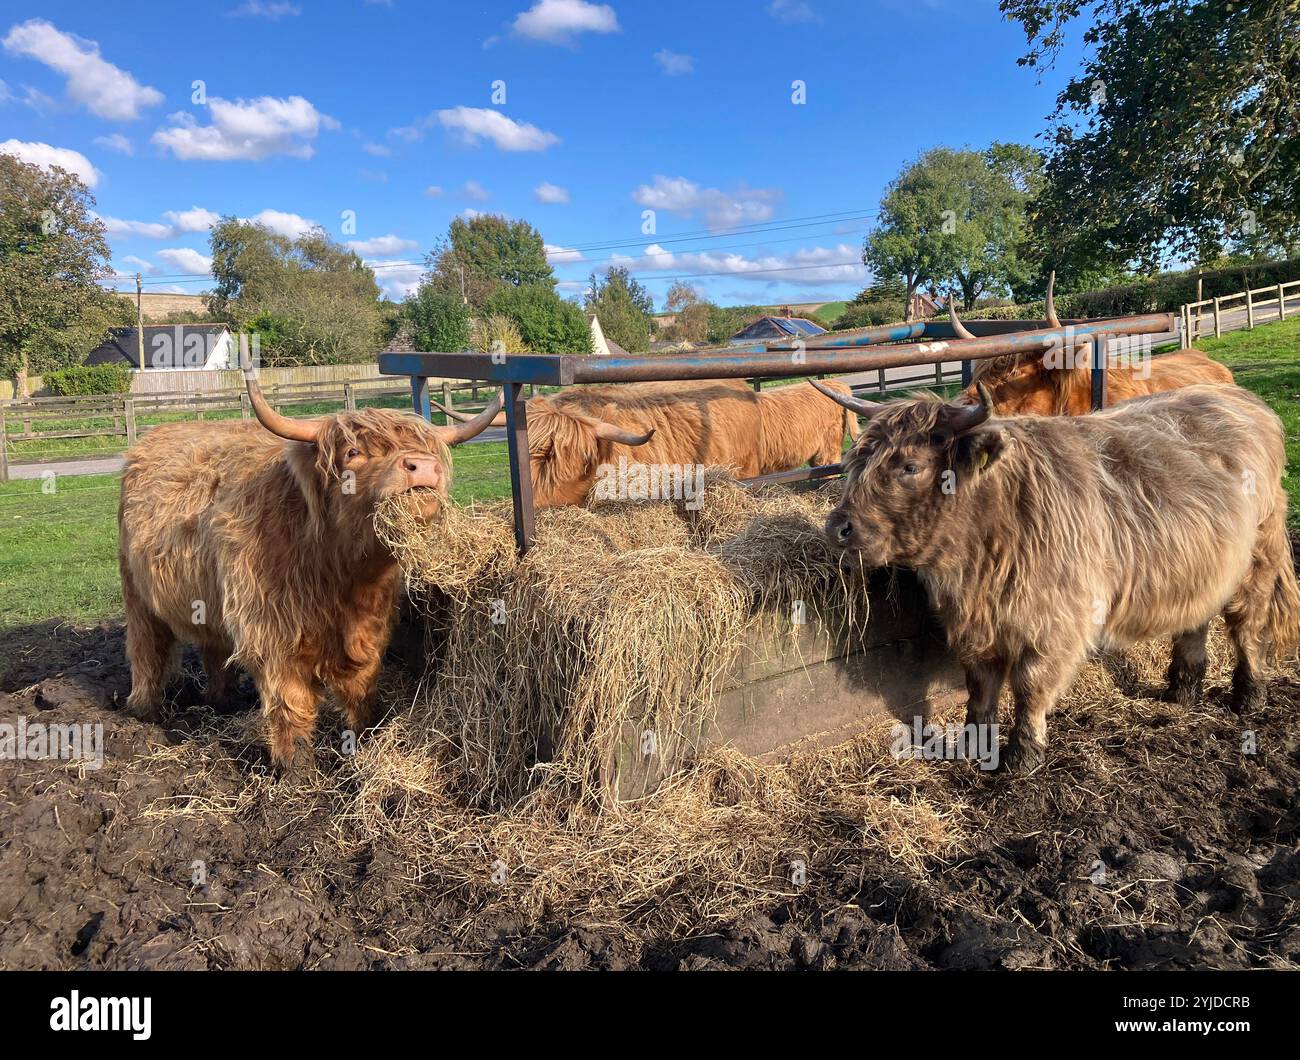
[1192,315,1300,519]
[1,317,1295,629]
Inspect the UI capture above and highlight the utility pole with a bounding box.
[135,273,145,371]
[458,265,467,305]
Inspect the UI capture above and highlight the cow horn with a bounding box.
[810,378,881,418]
[944,380,994,434]
[431,397,507,428]
[948,293,976,340]
[434,389,505,445]
[241,338,319,443]
[594,420,655,446]
[1045,270,1062,329]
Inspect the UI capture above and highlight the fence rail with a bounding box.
[1182,277,1300,342]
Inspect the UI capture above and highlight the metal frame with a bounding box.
[381,312,1174,553]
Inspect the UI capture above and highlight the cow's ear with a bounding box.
[955,428,1005,477]
[284,439,329,528]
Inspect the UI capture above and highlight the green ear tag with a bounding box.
[978,450,989,469]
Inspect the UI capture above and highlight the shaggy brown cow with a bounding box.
[755,381,859,475]
[436,379,858,505]
[813,379,1300,773]
[952,273,1234,415]
[118,369,502,767]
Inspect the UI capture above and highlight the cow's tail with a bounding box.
[1261,499,1300,666]
[843,406,860,444]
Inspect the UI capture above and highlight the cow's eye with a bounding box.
[902,462,921,476]
[346,448,362,461]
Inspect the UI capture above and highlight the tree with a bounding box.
[1002,0,1300,273]
[0,155,118,396]
[584,266,654,352]
[483,284,592,354]
[863,145,1044,315]
[207,218,385,366]
[401,287,471,352]
[423,214,554,308]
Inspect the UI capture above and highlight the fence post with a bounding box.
[1213,297,1222,338]
[876,367,887,395]
[441,379,453,412]
[1246,287,1254,330]
[124,398,137,446]
[1279,283,1287,322]
[0,409,8,483]
[344,383,356,411]
[240,392,250,419]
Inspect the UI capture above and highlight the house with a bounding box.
[85,324,236,371]
[727,315,827,344]
[586,313,629,357]
[910,292,942,319]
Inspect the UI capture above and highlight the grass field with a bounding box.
[1,315,1295,630]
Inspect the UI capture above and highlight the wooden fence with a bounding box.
[0,375,496,482]
[1182,277,1300,342]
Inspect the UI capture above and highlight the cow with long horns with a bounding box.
[118,356,502,767]
[950,272,1233,415]
[812,378,1300,772]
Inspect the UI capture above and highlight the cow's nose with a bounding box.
[826,510,854,547]
[401,455,442,489]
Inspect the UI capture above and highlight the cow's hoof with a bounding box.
[123,699,161,723]
[271,742,320,783]
[999,737,1045,775]
[1229,678,1266,715]
[1161,683,1202,709]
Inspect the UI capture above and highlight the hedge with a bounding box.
[44,364,133,396]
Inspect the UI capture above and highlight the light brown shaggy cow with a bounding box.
[813,379,1300,773]
[755,381,859,475]
[118,371,502,768]
[951,273,1234,415]
[437,378,854,506]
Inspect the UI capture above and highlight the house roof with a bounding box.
[728,316,827,343]
[85,324,232,369]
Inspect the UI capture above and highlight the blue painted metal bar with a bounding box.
[410,375,431,420]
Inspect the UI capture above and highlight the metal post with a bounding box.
[410,376,431,420]
[504,381,536,554]
[876,367,886,395]
[960,360,972,388]
[1090,335,1108,411]
[0,409,8,483]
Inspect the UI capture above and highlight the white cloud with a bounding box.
[544,243,584,265]
[0,79,10,104]
[461,208,484,220]
[653,49,694,76]
[93,132,132,155]
[423,185,444,197]
[2,19,163,121]
[461,180,490,201]
[347,234,418,256]
[511,0,619,44]
[362,141,391,156]
[767,0,820,23]
[152,95,337,161]
[228,1,302,18]
[164,205,220,232]
[156,247,212,275]
[102,216,173,238]
[0,139,99,186]
[533,181,569,204]
[608,243,864,286]
[367,260,423,301]
[245,208,318,239]
[631,175,782,230]
[118,255,155,274]
[436,106,559,151]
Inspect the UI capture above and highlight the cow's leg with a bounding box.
[258,668,321,768]
[333,595,397,736]
[122,573,177,722]
[200,642,238,709]
[1164,622,1210,707]
[1002,650,1079,774]
[333,651,384,736]
[963,656,1006,729]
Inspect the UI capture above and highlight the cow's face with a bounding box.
[960,356,1056,416]
[823,394,1004,567]
[311,409,452,525]
[526,399,655,508]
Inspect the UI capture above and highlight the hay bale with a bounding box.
[374,468,871,809]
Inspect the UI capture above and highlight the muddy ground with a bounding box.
[1,618,1297,971]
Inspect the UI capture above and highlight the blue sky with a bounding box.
[0,0,1082,309]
